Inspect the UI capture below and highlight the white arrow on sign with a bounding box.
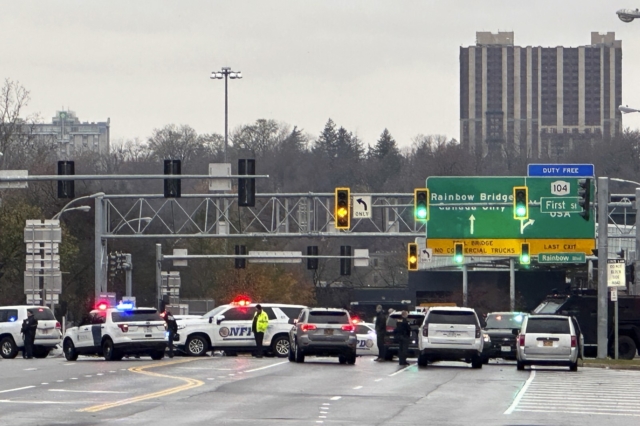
[520,219,534,234]
[469,215,475,235]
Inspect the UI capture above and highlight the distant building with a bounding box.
[28,110,110,157]
[460,32,622,158]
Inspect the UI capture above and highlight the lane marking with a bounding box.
[41,383,48,385]
[49,389,128,394]
[353,386,363,390]
[374,378,383,382]
[504,370,536,415]
[388,365,413,377]
[0,399,85,405]
[330,396,341,401]
[244,361,288,373]
[70,378,78,380]
[322,403,330,406]
[515,408,640,417]
[23,368,37,371]
[78,358,204,413]
[0,386,36,394]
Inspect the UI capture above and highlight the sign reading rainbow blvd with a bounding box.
[425,176,595,256]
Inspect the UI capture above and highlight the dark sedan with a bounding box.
[481,312,527,362]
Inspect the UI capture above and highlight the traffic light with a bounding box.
[235,245,246,269]
[57,160,75,199]
[520,243,530,265]
[414,189,429,221]
[513,186,528,219]
[408,243,418,271]
[238,159,256,207]
[307,246,318,270]
[335,188,351,229]
[577,178,591,221]
[454,242,464,264]
[163,159,181,198]
[340,245,351,276]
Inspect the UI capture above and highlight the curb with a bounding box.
[582,363,640,370]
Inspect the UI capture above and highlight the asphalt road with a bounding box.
[0,354,639,425]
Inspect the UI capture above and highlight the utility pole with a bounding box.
[635,187,640,296]
[597,177,609,359]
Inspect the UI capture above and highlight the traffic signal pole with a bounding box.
[635,187,640,296]
[597,177,609,359]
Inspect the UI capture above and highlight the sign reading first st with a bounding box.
[425,177,595,255]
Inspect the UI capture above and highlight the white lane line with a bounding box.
[388,365,413,377]
[0,386,36,394]
[244,361,288,373]
[374,378,383,382]
[23,368,37,371]
[353,386,363,390]
[96,373,103,376]
[0,399,86,405]
[504,370,536,415]
[330,396,341,401]
[70,378,77,380]
[109,371,116,373]
[84,375,92,378]
[318,416,326,419]
[515,408,640,417]
[56,380,64,383]
[41,383,49,385]
[49,389,129,394]
[207,378,215,381]
[322,403,331,406]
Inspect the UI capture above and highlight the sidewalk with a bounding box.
[581,358,640,370]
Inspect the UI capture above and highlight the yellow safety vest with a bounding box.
[254,311,269,333]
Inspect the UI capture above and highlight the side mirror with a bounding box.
[209,317,213,324]
[512,328,519,336]
[216,315,225,325]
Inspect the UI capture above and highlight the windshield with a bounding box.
[203,306,227,318]
[27,307,56,321]
[485,313,525,329]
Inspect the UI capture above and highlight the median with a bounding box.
[581,358,640,370]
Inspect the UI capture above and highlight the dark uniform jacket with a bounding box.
[374,311,387,334]
[394,317,412,339]
[165,314,178,333]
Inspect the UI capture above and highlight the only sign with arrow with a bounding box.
[352,195,372,219]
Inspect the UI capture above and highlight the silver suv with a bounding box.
[515,314,582,371]
[288,308,358,364]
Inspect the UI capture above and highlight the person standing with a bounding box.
[23,310,38,359]
[394,310,412,366]
[163,310,178,358]
[373,305,387,362]
[252,304,269,358]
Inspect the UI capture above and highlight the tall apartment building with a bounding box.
[27,110,110,157]
[460,32,622,158]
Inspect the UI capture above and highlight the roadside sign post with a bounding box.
[608,258,625,360]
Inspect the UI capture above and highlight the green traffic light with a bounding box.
[416,207,427,219]
[520,254,530,264]
[454,254,463,263]
[515,205,527,217]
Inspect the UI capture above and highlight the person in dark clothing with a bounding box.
[394,310,412,366]
[23,310,38,359]
[20,319,29,358]
[373,305,387,362]
[163,310,178,358]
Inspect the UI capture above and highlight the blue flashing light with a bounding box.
[116,302,134,310]
[8,316,16,322]
[515,315,523,322]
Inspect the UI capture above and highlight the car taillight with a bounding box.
[571,335,577,348]
[475,327,481,338]
[55,322,61,330]
[301,324,317,332]
[519,334,525,346]
[341,325,355,332]
[118,324,129,333]
[422,326,428,337]
[386,326,394,332]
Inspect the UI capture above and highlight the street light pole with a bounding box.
[211,67,242,163]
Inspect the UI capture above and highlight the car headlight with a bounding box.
[483,333,490,343]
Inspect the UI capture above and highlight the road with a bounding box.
[0,354,639,425]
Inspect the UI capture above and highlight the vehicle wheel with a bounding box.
[569,361,578,372]
[338,355,346,364]
[417,354,428,368]
[383,350,393,361]
[151,351,165,360]
[271,335,290,358]
[617,336,637,360]
[33,346,51,359]
[471,357,483,369]
[102,339,119,361]
[481,357,489,365]
[63,339,78,361]
[185,335,208,357]
[516,361,525,371]
[0,337,18,359]
[295,343,305,363]
[347,353,356,365]
[288,344,295,362]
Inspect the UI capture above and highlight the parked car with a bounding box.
[515,314,583,371]
[481,312,527,362]
[0,306,61,359]
[418,307,484,368]
[383,311,425,361]
[354,322,378,357]
[288,308,358,364]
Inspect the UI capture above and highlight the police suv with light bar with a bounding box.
[62,303,167,361]
[176,297,306,357]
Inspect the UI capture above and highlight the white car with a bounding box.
[354,322,378,357]
[0,305,61,359]
[418,307,484,369]
[63,306,167,361]
[177,301,305,357]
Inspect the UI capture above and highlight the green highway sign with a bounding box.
[539,197,582,214]
[538,253,586,263]
[425,177,595,240]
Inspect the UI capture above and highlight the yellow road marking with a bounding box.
[78,358,204,413]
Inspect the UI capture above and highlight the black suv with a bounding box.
[481,312,527,362]
[382,311,425,361]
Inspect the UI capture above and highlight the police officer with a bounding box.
[163,310,178,358]
[373,305,387,362]
[23,310,38,359]
[394,310,412,366]
[252,304,269,358]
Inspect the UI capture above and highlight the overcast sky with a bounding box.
[2,0,640,150]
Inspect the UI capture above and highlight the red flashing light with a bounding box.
[341,325,355,332]
[351,317,361,324]
[97,302,109,311]
[231,295,251,306]
[38,308,44,312]
[301,324,317,332]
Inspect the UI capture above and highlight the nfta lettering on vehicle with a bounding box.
[219,326,252,338]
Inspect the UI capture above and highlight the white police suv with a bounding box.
[354,322,378,357]
[0,305,62,359]
[63,304,167,361]
[176,299,305,357]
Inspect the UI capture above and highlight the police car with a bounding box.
[176,298,305,357]
[62,303,167,361]
[354,321,378,357]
